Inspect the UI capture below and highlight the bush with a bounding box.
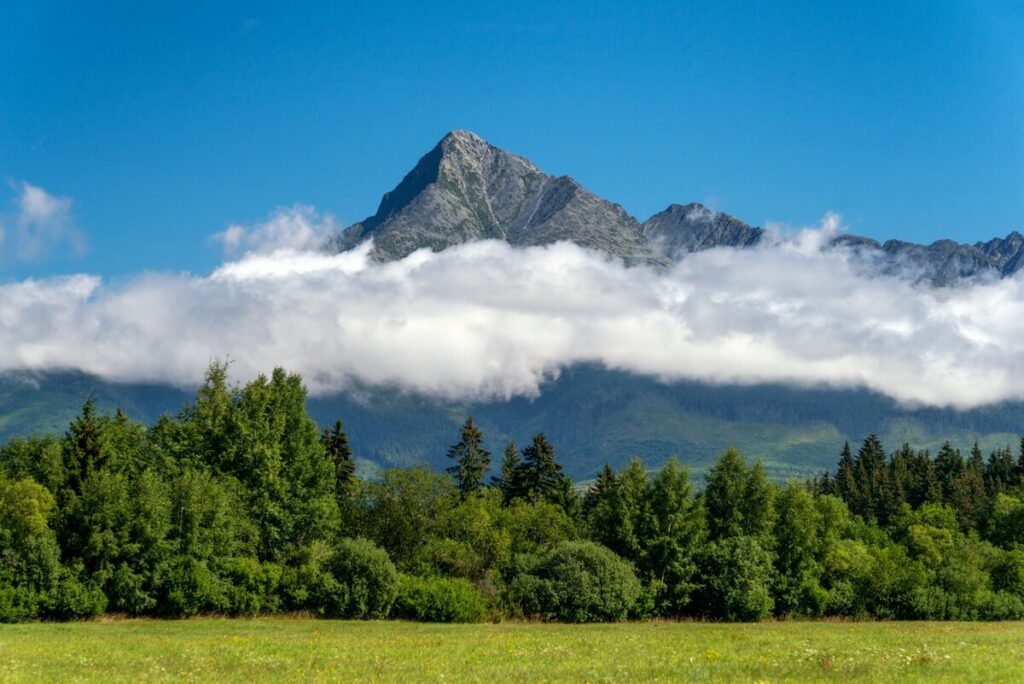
[44,573,107,620]
[698,536,775,621]
[221,558,282,616]
[160,557,229,617]
[324,538,398,619]
[392,574,487,622]
[507,541,640,622]
[279,541,342,614]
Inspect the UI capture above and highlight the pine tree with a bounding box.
[320,419,356,496]
[1018,437,1024,482]
[853,435,888,521]
[64,399,105,496]
[883,445,911,522]
[582,463,617,517]
[445,417,490,497]
[834,441,859,507]
[986,445,1018,495]
[493,440,523,503]
[969,441,985,473]
[934,441,964,504]
[518,433,566,505]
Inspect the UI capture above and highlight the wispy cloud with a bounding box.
[211,205,336,256]
[0,181,85,262]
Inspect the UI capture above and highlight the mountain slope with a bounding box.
[332,130,1024,284]
[336,130,656,262]
[4,368,1022,481]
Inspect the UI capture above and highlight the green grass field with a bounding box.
[2,619,1023,682]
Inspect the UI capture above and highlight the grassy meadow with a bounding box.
[2,618,1023,682]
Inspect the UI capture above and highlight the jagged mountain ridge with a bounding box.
[335,130,657,263]
[333,130,1024,284]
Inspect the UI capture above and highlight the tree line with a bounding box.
[3,362,1024,623]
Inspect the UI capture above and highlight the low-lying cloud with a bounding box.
[2,206,1024,409]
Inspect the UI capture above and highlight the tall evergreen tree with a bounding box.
[934,441,964,504]
[321,419,356,497]
[853,434,889,522]
[704,448,774,540]
[493,440,523,503]
[985,446,1018,495]
[834,442,859,506]
[64,399,105,497]
[582,463,617,518]
[445,418,490,497]
[518,433,566,505]
[1018,437,1024,481]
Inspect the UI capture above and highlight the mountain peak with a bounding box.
[330,132,1024,284]
[642,203,762,258]
[440,129,485,144]
[337,131,652,262]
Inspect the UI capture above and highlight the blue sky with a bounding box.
[2,0,1022,278]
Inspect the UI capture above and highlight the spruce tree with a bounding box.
[853,435,888,521]
[519,433,566,505]
[64,399,104,496]
[834,442,859,507]
[986,446,1018,495]
[934,441,964,503]
[582,463,617,517]
[493,440,523,502]
[445,417,490,497]
[321,419,356,496]
[1018,437,1024,482]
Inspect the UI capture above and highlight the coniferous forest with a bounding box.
[3,363,1024,623]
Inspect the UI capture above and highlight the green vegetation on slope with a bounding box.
[5,366,1024,480]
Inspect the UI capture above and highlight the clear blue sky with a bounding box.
[2,0,1022,278]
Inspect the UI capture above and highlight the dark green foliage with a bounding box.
[516,434,570,506]
[446,418,490,496]
[697,535,775,621]
[323,538,399,619]
[392,574,487,622]
[772,483,828,616]
[703,448,774,540]
[2,360,1024,624]
[508,541,641,622]
[321,420,356,497]
[493,440,522,502]
[348,466,457,568]
[584,458,704,615]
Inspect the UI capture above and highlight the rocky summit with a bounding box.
[333,130,656,263]
[333,130,1024,284]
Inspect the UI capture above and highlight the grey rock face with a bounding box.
[877,239,1001,285]
[332,130,1023,285]
[977,231,1024,276]
[336,130,656,262]
[642,203,763,258]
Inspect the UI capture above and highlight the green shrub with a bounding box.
[392,574,487,622]
[160,557,229,617]
[44,573,107,620]
[507,541,640,622]
[698,536,775,621]
[279,541,343,615]
[324,538,398,619]
[222,558,282,616]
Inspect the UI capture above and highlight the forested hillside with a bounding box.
[3,363,1024,623]
[4,366,1024,480]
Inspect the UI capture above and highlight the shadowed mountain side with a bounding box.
[3,367,1022,481]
